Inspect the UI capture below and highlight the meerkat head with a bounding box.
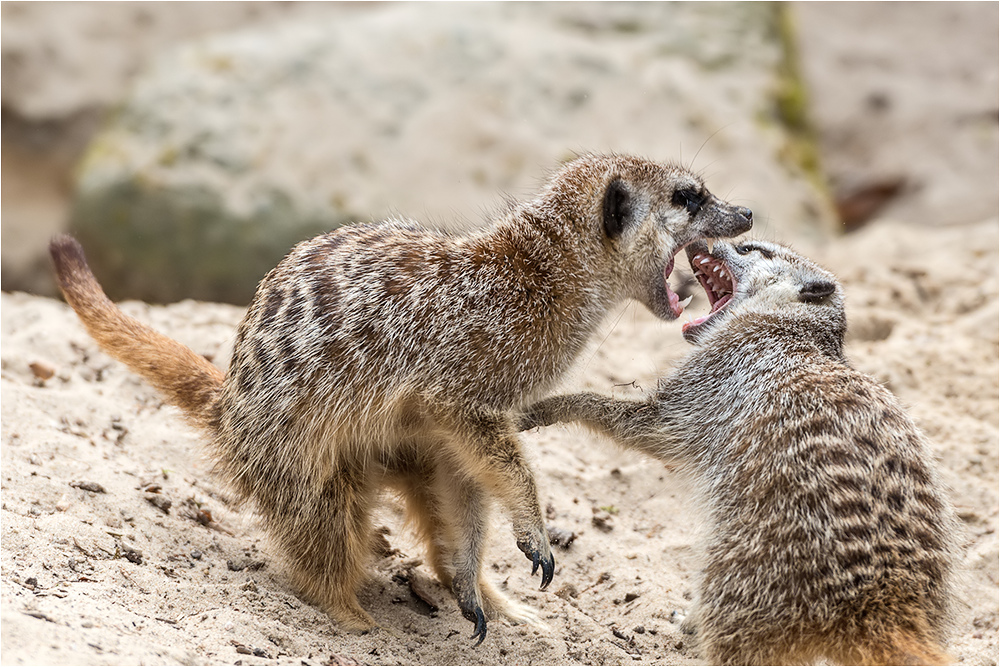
[587,157,753,321]
[681,239,847,353]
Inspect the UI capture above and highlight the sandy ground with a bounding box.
[2,214,997,666]
[2,3,998,666]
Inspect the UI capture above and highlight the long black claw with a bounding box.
[530,551,540,576]
[469,607,487,647]
[540,552,555,590]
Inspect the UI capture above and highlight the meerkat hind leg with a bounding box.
[400,463,545,634]
[274,459,378,632]
[393,467,455,588]
[433,474,494,645]
[438,478,548,638]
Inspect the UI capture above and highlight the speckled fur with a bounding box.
[49,153,753,641]
[520,240,960,665]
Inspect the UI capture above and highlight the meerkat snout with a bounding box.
[595,169,752,323]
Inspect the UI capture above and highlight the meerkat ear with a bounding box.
[799,280,837,303]
[602,178,631,238]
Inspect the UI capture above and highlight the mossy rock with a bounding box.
[71,180,339,304]
[70,2,835,304]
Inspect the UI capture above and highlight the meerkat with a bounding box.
[49,153,753,644]
[519,239,960,665]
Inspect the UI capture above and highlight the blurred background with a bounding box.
[2,1,997,304]
[1,6,997,664]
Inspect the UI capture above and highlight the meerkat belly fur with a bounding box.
[49,153,752,643]
[520,240,960,665]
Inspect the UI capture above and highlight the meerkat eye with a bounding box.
[799,280,836,303]
[671,188,704,215]
[735,243,774,259]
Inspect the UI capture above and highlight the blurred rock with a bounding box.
[1,1,362,297]
[70,2,835,304]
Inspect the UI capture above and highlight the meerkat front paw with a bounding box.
[515,525,555,589]
[451,572,488,646]
[463,604,488,646]
[514,398,563,431]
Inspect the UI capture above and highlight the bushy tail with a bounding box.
[49,235,224,431]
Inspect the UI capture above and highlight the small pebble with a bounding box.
[29,361,56,380]
[591,513,614,533]
[145,494,172,514]
[547,524,578,549]
[70,481,106,494]
[227,558,265,572]
[612,627,631,641]
[121,544,143,565]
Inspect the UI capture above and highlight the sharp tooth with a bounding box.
[699,257,711,265]
[678,295,693,309]
[707,238,714,254]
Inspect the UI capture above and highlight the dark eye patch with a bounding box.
[671,188,704,215]
[734,243,774,259]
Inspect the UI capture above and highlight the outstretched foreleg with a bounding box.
[518,392,688,464]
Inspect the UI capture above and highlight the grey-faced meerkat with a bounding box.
[520,239,960,665]
[49,153,752,644]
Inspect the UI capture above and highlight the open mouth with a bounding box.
[682,249,736,336]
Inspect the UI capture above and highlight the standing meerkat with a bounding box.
[49,153,753,643]
[520,239,960,665]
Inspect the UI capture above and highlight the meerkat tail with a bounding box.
[49,234,224,432]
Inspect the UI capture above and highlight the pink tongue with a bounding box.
[667,284,683,316]
[711,294,732,313]
[664,258,685,317]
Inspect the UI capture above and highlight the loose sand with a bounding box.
[2,3,997,665]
